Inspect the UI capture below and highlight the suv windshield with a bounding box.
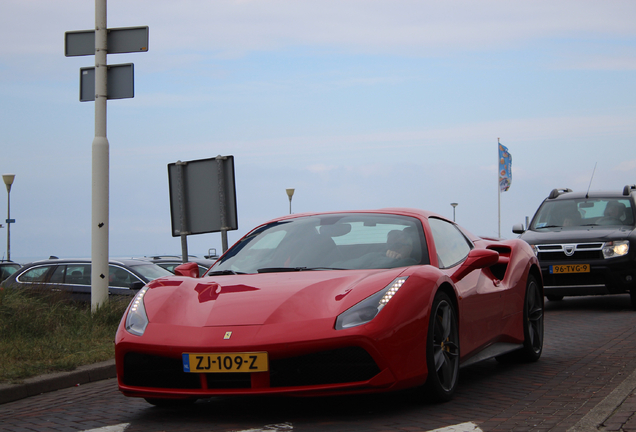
[209,213,429,274]
[531,198,635,229]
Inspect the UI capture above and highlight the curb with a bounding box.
[0,359,116,405]
[567,367,636,431]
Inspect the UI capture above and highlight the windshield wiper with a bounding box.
[535,225,561,229]
[206,269,246,276]
[257,267,345,273]
[257,267,308,273]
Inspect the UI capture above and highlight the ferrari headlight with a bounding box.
[335,277,407,330]
[125,285,150,336]
[603,240,629,259]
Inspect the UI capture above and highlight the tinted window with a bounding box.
[50,265,66,283]
[211,213,429,273]
[18,266,53,283]
[0,264,20,281]
[109,265,142,289]
[428,218,472,269]
[66,265,91,285]
[129,263,172,281]
[532,198,634,228]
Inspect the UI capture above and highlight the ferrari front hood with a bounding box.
[143,269,406,327]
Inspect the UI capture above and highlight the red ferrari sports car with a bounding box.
[115,208,543,405]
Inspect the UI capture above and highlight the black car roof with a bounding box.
[546,187,636,201]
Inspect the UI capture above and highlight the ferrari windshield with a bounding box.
[208,213,429,274]
[531,198,635,229]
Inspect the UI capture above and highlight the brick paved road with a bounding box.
[1,294,636,432]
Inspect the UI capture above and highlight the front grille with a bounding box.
[543,272,607,287]
[122,347,380,391]
[270,346,380,387]
[537,243,604,262]
[123,352,201,389]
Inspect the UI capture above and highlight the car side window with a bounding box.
[18,266,53,283]
[49,265,66,283]
[109,265,142,289]
[0,266,18,281]
[66,265,91,285]
[428,218,472,269]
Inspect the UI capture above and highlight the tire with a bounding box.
[424,291,459,402]
[546,295,563,302]
[630,290,636,311]
[496,274,544,363]
[521,275,544,361]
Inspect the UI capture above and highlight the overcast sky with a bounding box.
[1,0,636,263]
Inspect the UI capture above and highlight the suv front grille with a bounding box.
[536,243,604,261]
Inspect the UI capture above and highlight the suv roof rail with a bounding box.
[623,185,636,196]
[548,188,572,199]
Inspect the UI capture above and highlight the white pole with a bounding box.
[92,0,109,311]
[497,138,501,238]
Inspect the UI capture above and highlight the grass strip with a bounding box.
[0,287,129,383]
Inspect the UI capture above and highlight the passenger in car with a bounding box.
[386,230,413,260]
[597,201,626,225]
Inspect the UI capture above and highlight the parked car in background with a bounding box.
[138,256,217,277]
[1,258,173,301]
[0,261,21,282]
[116,208,543,406]
[514,186,636,308]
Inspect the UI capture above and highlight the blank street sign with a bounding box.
[65,26,149,57]
[80,63,134,101]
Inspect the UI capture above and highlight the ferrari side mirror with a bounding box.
[451,249,499,283]
[174,262,200,278]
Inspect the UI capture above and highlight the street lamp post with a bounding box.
[3,174,15,261]
[451,202,458,222]
[286,188,295,214]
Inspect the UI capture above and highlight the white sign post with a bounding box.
[65,1,148,312]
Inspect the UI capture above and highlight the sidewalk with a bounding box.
[1,359,635,431]
[567,367,636,431]
[0,359,115,405]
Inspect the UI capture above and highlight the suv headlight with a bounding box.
[125,285,150,336]
[335,277,407,330]
[603,240,629,259]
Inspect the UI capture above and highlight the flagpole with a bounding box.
[497,138,501,238]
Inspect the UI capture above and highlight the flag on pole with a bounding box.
[498,144,512,192]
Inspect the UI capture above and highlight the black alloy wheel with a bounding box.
[522,275,544,361]
[496,274,544,363]
[424,291,459,402]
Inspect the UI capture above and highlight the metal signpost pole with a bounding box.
[216,156,229,253]
[3,175,15,261]
[91,0,110,311]
[177,161,189,263]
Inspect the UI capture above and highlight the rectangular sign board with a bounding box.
[168,156,238,236]
[65,26,149,57]
[80,63,134,101]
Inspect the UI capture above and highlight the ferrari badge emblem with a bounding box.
[224,332,232,340]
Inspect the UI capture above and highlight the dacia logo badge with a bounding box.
[224,331,232,340]
[564,245,575,256]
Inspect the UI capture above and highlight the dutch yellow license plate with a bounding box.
[182,352,268,373]
[550,264,590,274]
